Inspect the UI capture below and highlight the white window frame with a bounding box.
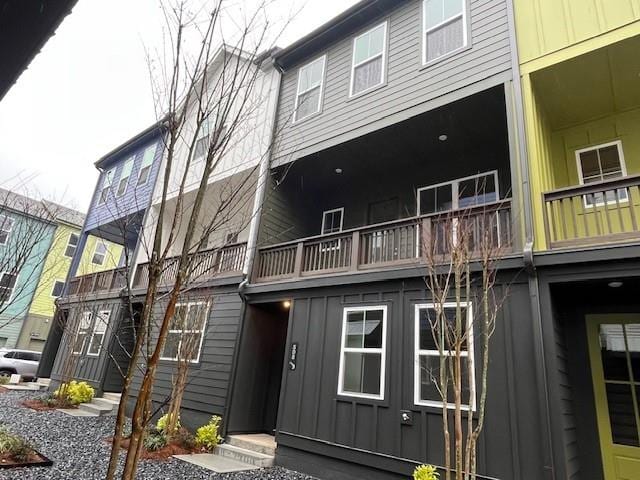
[0,214,15,246]
[137,144,156,187]
[50,279,66,298]
[575,140,628,208]
[92,241,108,265]
[64,232,79,258]
[116,157,135,197]
[321,207,344,235]
[293,55,327,123]
[0,271,18,304]
[414,302,476,410]
[337,305,387,400]
[86,310,111,357]
[416,170,500,216]
[72,311,93,355]
[160,301,208,363]
[98,168,116,205]
[349,21,388,97]
[422,0,469,66]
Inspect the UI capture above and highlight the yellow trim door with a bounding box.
[587,314,640,480]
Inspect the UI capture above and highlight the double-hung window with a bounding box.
[350,22,387,96]
[51,280,65,298]
[576,141,627,207]
[423,0,468,64]
[338,306,387,400]
[0,214,15,245]
[72,311,92,355]
[321,208,344,235]
[0,272,18,304]
[92,241,107,265]
[87,310,111,356]
[99,169,116,205]
[414,303,475,409]
[116,157,135,197]
[161,302,208,363]
[64,233,79,258]
[137,144,156,186]
[294,55,326,122]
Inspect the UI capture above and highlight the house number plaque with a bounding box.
[289,342,298,371]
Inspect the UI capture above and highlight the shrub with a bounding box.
[156,413,180,433]
[195,415,222,451]
[54,381,95,405]
[0,376,9,385]
[143,428,167,452]
[413,465,439,480]
[171,428,196,450]
[0,428,34,462]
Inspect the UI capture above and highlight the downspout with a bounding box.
[505,1,555,479]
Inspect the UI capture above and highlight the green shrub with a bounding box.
[0,428,34,462]
[195,415,222,451]
[171,428,196,450]
[0,376,9,385]
[413,465,439,480]
[54,381,95,405]
[143,429,167,452]
[156,413,180,433]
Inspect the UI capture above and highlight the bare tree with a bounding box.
[421,193,512,480]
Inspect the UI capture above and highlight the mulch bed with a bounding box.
[20,399,77,411]
[0,450,53,469]
[116,437,198,460]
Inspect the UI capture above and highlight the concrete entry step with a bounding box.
[102,392,122,402]
[57,393,121,417]
[174,453,260,473]
[215,444,274,468]
[226,434,276,456]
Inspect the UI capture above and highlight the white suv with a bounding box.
[0,349,41,381]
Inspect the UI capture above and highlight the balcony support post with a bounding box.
[292,242,304,278]
[350,231,360,271]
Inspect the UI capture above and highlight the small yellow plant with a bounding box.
[156,413,180,433]
[54,380,95,405]
[195,415,223,451]
[413,464,439,480]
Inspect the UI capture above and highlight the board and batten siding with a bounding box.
[85,135,164,232]
[270,278,546,479]
[273,0,514,165]
[127,287,244,430]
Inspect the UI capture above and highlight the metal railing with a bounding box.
[255,200,512,282]
[542,175,640,249]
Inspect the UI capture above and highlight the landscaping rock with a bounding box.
[0,391,318,480]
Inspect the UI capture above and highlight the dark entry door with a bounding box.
[587,314,640,480]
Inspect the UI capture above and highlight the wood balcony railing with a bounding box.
[254,200,512,283]
[542,175,640,249]
[67,267,128,296]
[132,242,247,289]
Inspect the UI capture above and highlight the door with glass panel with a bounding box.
[587,314,640,480]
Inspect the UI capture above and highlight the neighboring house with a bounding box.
[16,209,84,351]
[38,121,164,393]
[513,2,640,480]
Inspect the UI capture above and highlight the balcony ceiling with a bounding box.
[533,34,640,130]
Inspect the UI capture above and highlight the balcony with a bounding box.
[133,242,247,289]
[254,201,512,282]
[67,267,128,296]
[542,175,640,249]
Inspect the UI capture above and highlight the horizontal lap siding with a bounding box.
[128,288,243,423]
[276,280,545,479]
[273,0,513,164]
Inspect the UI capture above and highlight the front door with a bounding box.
[587,314,640,480]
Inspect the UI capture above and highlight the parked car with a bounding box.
[0,349,41,381]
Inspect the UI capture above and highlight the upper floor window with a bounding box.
[194,117,212,163]
[51,279,65,298]
[92,241,107,265]
[414,303,475,409]
[64,232,79,258]
[98,168,115,205]
[338,306,387,400]
[0,214,15,245]
[321,208,344,235]
[0,272,18,304]
[116,157,135,197]
[423,0,468,64]
[576,141,627,207]
[161,302,208,363]
[137,144,157,187]
[350,22,387,96]
[87,310,111,356]
[417,171,499,216]
[294,55,326,122]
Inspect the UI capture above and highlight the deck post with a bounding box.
[292,242,304,278]
[350,231,360,271]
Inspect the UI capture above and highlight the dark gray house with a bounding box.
[225,0,549,479]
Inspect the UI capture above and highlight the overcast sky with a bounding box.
[0,0,357,212]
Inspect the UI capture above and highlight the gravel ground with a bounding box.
[0,390,318,480]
